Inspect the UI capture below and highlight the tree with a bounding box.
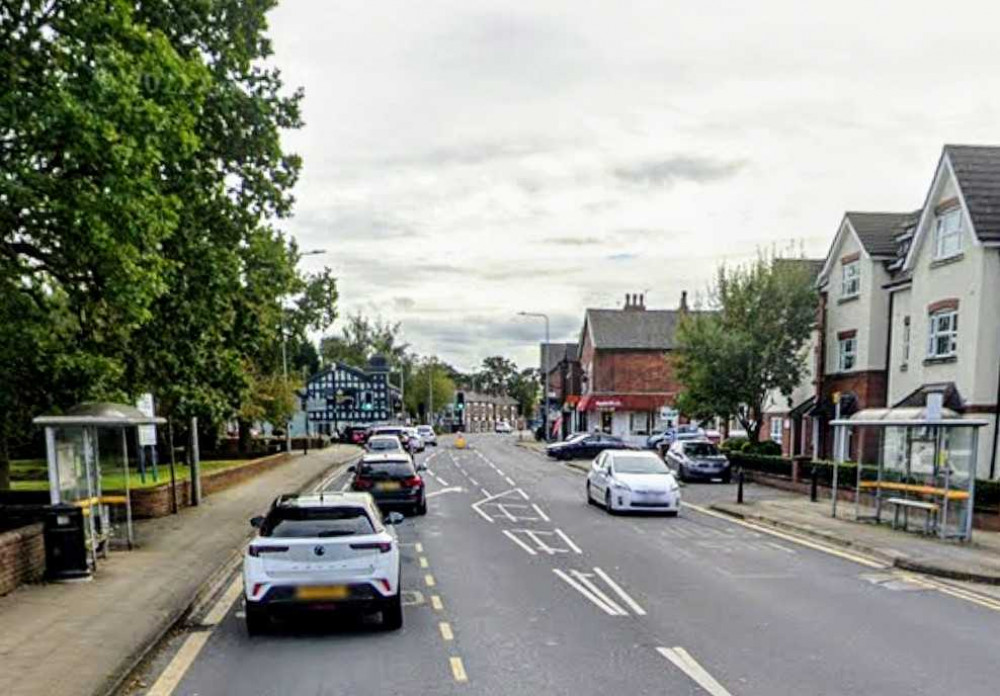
[477,356,518,396]
[320,312,408,368]
[508,368,540,420]
[404,359,456,423]
[674,255,817,442]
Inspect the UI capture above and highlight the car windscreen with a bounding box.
[417,427,433,434]
[261,507,374,538]
[565,433,588,444]
[358,461,415,478]
[613,455,670,475]
[685,442,720,457]
[368,438,401,451]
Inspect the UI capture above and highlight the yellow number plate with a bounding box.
[376,482,401,491]
[297,585,349,600]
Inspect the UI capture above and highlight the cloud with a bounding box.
[392,296,417,311]
[541,235,604,246]
[607,253,637,262]
[613,156,746,187]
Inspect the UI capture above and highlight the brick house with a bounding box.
[811,144,1000,477]
[575,293,687,445]
[456,390,519,433]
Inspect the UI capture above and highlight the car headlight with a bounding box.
[611,478,631,491]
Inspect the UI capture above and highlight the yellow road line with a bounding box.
[450,656,469,682]
[425,573,436,587]
[415,542,424,553]
[684,503,885,569]
[431,595,444,611]
[419,556,429,568]
[146,631,211,696]
[439,621,454,641]
[201,576,243,626]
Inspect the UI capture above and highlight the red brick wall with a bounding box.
[0,523,45,596]
[592,350,679,394]
[818,370,888,461]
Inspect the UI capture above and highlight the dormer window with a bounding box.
[933,208,962,260]
[841,260,860,298]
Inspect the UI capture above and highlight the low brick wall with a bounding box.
[107,452,292,519]
[0,523,45,596]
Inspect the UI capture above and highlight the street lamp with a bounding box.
[518,311,550,442]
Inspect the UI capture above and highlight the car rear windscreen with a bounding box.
[368,438,401,451]
[359,461,415,478]
[262,507,375,538]
[685,443,720,457]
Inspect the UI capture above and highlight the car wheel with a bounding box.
[586,482,597,506]
[665,510,679,518]
[417,497,428,516]
[605,490,616,515]
[381,588,403,631]
[678,464,687,483]
[245,604,269,637]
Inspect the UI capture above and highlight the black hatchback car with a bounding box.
[350,454,427,516]
[545,433,630,460]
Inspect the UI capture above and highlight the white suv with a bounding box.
[243,492,404,635]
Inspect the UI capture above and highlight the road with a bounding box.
[132,435,1000,696]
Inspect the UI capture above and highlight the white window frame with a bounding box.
[841,261,860,298]
[770,417,783,444]
[838,336,857,372]
[933,208,963,261]
[927,309,958,359]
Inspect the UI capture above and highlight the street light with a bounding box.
[518,311,550,442]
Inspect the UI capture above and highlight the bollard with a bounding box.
[737,467,745,504]
[810,465,818,503]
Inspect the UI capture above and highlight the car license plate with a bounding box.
[376,482,401,491]
[297,585,349,600]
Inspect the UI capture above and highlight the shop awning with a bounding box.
[563,395,581,410]
[577,394,672,412]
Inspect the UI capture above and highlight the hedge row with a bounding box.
[727,452,1000,512]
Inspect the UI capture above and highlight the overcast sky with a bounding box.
[268,0,1000,372]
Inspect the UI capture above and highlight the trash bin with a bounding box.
[44,504,90,580]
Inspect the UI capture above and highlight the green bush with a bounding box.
[727,452,793,478]
[720,437,748,453]
[740,440,782,456]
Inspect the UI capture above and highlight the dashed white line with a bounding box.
[468,477,479,486]
[435,475,450,486]
[656,647,733,696]
[593,567,646,616]
[339,478,352,491]
[504,475,516,486]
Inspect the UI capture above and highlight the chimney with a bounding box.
[624,292,645,311]
[680,290,689,313]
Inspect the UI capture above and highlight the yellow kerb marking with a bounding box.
[425,574,436,587]
[450,656,468,682]
[415,542,424,553]
[439,622,454,641]
[419,557,429,568]
[431,595,444,611]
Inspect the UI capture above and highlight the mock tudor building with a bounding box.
[813,145,1000,478]
[575,293,688,445]
[305,356,402,435]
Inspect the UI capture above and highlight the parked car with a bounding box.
[585,450,680,515]
[546,432,629,460]
[405,427,425,452]
[342,425,370,445]
[646,429,673,450]
[416,425,437,446]
[656,424,706,457]
[365,434,405,454]
[665,440,731,483]
[243,492,405,635]
[495,420,512,434]
[350,453,427,516]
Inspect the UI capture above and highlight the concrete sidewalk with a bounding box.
[0,445,360,696]
[708,487,1000,584]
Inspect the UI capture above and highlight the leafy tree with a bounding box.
[320,312,409,368]
[508,368,540,420]
[404,359,456,423]
[476,356,518,396]
[674,255,817,441]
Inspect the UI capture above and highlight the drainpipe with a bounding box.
[992,254,1000,478]
[884,287,895,403]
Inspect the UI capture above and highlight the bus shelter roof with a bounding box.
[832,406,989,428]
[33,402,166,427]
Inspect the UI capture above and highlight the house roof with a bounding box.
[893,382,965,412]
[844,211,921,257]
[540,343,578,373]
[583,308,683,350]
[944,145,1000,244]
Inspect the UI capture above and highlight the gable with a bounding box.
[817,217,864,288]
[903,152,979,270]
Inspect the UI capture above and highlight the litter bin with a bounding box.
[44,504,90,580]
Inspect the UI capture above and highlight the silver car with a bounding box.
[665,440,732,483]
[416,425,437,446]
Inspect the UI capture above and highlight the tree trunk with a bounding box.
[0,432,10,491]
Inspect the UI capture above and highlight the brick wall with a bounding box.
[592,350,678,393]
[0,523,45,596]
[818,370,888,461]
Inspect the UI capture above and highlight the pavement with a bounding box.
[124,435,1000,696]
[0,445,360,696]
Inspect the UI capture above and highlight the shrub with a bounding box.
[720,437,748,453]
[727,452,793,478]
[740,440,782,456]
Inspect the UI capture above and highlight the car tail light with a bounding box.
[350,541,393,553]
[402,476,422,488]
[376,578,392,593]
[247,545,289,557]
[251,583,266,597]
[353,478,373,490]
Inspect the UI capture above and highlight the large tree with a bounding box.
[675,255,817,441]
[404,359,456,423]
[508,368,540,421]
[320,312,409,368]
[476,356,518,396]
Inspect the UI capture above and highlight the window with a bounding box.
[770,418,783,443]
[902,316,911,367]
[841,261,860,298]
[629,411,650,435]
[838,336,857,372]
[934,208,962,260]
[927,310,958,358]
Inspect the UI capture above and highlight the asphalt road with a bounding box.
[131,435,1000,696]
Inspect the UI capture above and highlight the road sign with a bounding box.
[136,393,157,446]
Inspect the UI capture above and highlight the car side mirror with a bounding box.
[385,511,405,525]
[346,464,356,473]
[250,515,264,528]
[417,462,428,471]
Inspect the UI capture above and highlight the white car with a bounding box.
[416,425,437,446]
[365,434,405,454]
[586,450,680,516]
[406,427,426,452]
[243,492,404,635]
[495,421,512,434]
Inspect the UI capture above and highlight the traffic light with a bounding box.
[456,392,465,412]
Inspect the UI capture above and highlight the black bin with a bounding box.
[43,504,90,580]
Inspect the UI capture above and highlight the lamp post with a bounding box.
[518,311,550,442]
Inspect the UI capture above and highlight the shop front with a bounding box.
[576,394,673,446]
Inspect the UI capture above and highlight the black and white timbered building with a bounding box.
[305,357,401,435]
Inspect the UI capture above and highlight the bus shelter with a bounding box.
[830,407,988,542]
[33,402,166,569]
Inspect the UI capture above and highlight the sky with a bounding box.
[267,0,1000,372]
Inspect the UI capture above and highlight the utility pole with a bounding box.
[518,312,551,442]
[281,316,291,453]
[428,361,434,426]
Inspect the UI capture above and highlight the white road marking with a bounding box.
[502,529,538,555]
[517,489,530,500]
[592,567,646,616]
[469,477,479,486]
[415,543,424,553]
[571,570,628,615]
[146,631,212,696]
[431,595,444,611]
[552,569,623,616]
[201,576,243,626]
[496,503,518,521]
[504,475,516,486]
[531,504,550,522]
[657,647,733,696]
[481,487,493,497]
[439,621,454,641]
[419,557,429,568]
[554,528,583,554]
[765,541,797,554]
[427,486,464,499]
[339,478,352,491]
[435,475,450,486]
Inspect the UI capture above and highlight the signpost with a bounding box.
[135,393,158,482]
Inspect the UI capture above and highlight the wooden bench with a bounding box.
[884,497,940,534]
[857,480,969,500]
